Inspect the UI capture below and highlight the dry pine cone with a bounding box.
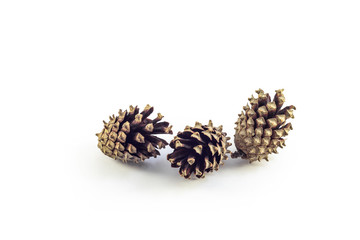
[96,105,173,163]
[232,89,296,163]
[167,121,231,179]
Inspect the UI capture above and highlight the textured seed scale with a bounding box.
[96,105,173,163]
[167,120,231,179]
[232,89,296,163]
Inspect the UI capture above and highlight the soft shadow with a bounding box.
[92,144,252,182]
[110,155,183,179]
[110,155,252,180]
[221,157,249,170]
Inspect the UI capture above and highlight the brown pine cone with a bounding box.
[96,105,173,163]
[167,121,231,179]
[232,89,296,163]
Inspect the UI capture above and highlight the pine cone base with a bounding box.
[167,121,231,179]
[96,105,172,163]
[233,89,295,163]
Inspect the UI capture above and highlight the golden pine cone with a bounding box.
[232,89,296,163]
[96,105,173,163]
[167,121,231,179]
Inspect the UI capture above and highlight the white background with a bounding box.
[1,1,359,239]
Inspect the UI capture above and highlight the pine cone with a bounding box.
[232,89,296,163]
[96,105,173,163]
[167,121,231,179]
